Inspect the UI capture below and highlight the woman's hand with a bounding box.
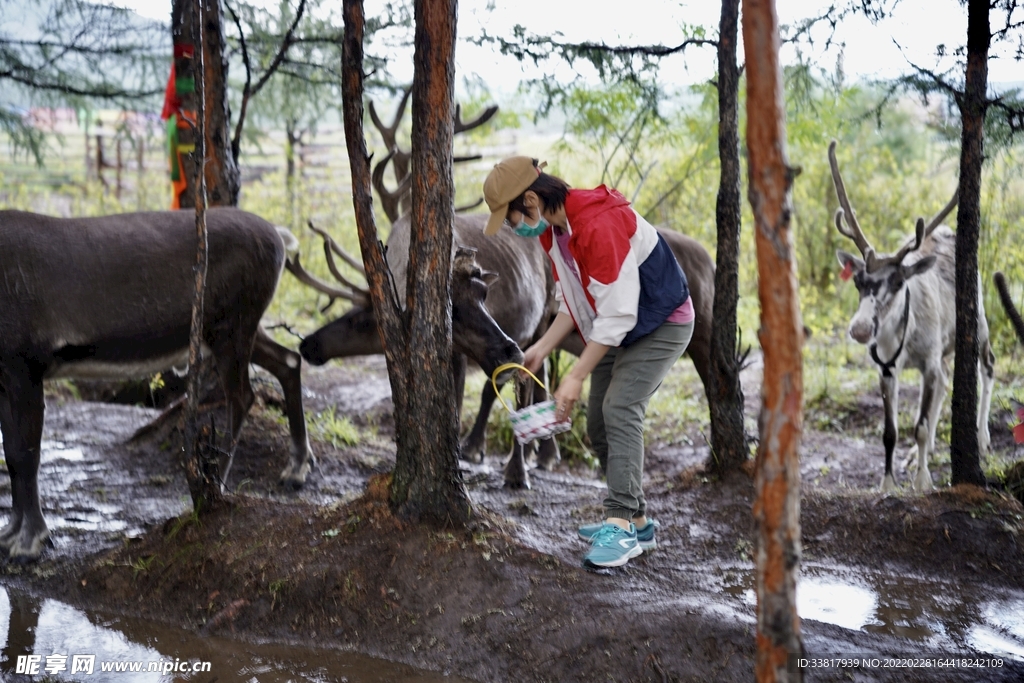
[553,376,583,422]
[522,343,546,375]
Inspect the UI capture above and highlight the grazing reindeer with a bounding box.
[829,140,995,491]
[0,208,313,562]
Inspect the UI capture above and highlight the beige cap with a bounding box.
[482,156,546,236]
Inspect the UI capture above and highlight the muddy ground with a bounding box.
[2,350,1024,682]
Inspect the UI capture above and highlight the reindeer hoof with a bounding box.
[459,450,485,465]
[503,478,531,490]
[279,462,312,490]
[536,439,561,471]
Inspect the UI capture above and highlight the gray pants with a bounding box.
[588,321,694,521]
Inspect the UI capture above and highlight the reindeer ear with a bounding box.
[480,271,499,287]
[901,255,937,280]
[836,249,864,275]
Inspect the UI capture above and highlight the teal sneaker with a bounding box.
[582,523,643,569]
[579,519,659,550]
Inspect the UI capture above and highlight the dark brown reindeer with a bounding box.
[0,208,313,563]
[830,140,994,492]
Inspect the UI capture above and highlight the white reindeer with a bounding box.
[829,140,995,492]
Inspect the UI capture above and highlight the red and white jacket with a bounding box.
[539,186,689,348]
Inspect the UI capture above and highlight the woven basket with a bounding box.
[491,363,572,445]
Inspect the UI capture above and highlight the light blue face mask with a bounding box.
[513,212,549,238]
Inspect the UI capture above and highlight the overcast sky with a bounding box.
[112,0,1022,87]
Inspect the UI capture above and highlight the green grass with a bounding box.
[308,406,361,449]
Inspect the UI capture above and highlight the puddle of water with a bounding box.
[720,564,1024,660]
[0,584,475,682]
[41,440,85,463]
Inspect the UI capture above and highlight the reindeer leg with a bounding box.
[450,353,491,465]
[459,379,493,464]
[880,373,900,492]
[533,360,561,471]
[212,341,256,491]
[251,329,313,489]
[913,365,945,492]
[0,362,50,562]
[504,378,533,489]
[977,339,995,454]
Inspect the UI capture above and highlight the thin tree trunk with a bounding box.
[286,121,298,230]
[182,0,220,509]
[340,0,471,525]
[950,0,988,487]
[172,0,240,208]
[706,0,748,476]
[742,0,804,680]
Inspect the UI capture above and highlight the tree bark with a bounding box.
[341,0,471,525]
[706,0,748,476]
[172,0,241,208]
[388,0,470,521]
[742,0,804,680]
[181,0,221,510]
[950,0,988,487]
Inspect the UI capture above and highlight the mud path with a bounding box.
[1,354,1023,682]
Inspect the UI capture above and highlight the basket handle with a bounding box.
[490,362,548,415]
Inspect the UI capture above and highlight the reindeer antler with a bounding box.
[828,140,875,259]
[923,188,958,235]
[454,103,499,134]
[371,147,412,224]
[369,91,499,224]
[829,140,958,273]
[861,189,958,271]
[284,253,368,307]
[283,221,372,308]
[306,221,368,291]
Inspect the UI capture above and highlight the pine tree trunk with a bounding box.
[181,0,221,510]
[341,0,470,525]
[171,0,240,208]
[387,0,470,522]
[950,0,988,487]
[742,0,804,679]
[706,0,748,476]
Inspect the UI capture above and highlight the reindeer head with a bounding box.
[829,140,957,344]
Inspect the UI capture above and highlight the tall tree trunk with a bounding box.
[341,0,470,525]
[950,0,988,487]
[706,0,748,476]
[181,0,221,510]
[172,0,241,208]
[742,0,804,680]
[389,0,469,521]
[286,121,299,230]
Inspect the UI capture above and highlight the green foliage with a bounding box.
[308,406,360,449]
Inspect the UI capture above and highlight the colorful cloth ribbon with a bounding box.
[160,47,197,209]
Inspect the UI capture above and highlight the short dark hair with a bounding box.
[508,159,570,214]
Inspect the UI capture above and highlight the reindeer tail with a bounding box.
[994,271,1024,346]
